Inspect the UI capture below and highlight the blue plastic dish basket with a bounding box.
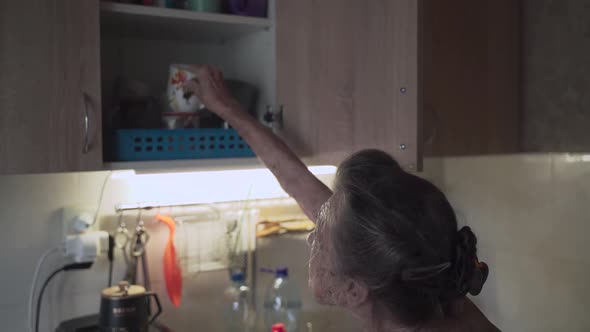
[113,129,255,161]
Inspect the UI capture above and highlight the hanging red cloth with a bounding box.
[156,214,182,307]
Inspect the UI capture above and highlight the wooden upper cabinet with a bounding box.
[276,0,421,169]
[0,0,102,174]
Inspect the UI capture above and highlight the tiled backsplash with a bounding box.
[0,154,588,331]
[423,154,590,332]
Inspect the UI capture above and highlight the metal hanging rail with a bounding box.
[115,197,296,213]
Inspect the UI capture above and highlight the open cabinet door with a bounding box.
[276,0,420,169]
[0,0,102,174]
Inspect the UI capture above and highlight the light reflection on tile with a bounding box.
[425,154,590,331]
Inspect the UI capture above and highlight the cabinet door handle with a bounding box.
[82,93,90,154]
[263,105,284,131]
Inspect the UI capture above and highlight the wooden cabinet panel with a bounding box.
[422,0,521,156]
[0,0,102,174]
[276,0,420,169]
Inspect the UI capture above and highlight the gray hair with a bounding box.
[329,150,484,325]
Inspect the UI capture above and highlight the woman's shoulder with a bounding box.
[418,298,499,332]
[453,298,500,332]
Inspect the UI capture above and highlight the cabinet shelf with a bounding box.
[100,2,271,42]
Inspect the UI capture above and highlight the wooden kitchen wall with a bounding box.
[422,0,521,156]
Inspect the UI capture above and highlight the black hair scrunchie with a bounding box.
[451,226,489,297]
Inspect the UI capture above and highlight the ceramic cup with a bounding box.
[167,64,202,113]
[227,0,267,17]
[187,0,221,12]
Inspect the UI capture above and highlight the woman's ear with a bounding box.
[342,278,368,308]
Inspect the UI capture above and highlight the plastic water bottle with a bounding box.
[223,271,254,332]
[263,267,302,332]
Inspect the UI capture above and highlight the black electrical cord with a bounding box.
[108,259,114,288]
[35,262,93,332]
[108,235,115,287]
[35,267,64,332]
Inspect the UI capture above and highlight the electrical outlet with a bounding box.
[61,206,97,237]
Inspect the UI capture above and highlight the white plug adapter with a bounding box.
[65,231,109,263]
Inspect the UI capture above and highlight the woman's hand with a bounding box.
[183,65,241,115]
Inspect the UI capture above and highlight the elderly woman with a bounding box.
[184,66,499,332]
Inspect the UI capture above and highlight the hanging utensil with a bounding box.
[124,211,150,285]
[156,214,183,307]
[118,211,137,284]
[131,219,150,258]
[133,219,152,290]
[114,213,130,250]
[124,245,138,284]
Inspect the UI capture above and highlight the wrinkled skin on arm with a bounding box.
[183,65,332,221]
